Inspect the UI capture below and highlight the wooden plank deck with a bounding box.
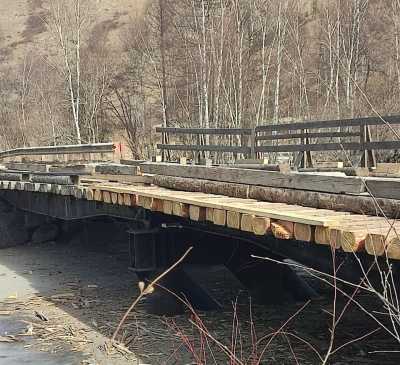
[1,174,400,260]
[84,182,400,259]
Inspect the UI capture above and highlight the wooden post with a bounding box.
[360,124,376,168]
[250,128,256,159]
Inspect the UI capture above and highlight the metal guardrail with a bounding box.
[156,115,400,167]
[0,143,116,159]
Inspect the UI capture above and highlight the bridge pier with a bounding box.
[224,241,318,304]
[128,227,222,315]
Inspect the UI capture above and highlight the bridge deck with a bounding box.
[0,177,398,260]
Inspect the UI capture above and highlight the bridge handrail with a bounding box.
[155,127,252,135]
[156,115,400,167]
[254,114,400,132]
[0,143,115,159]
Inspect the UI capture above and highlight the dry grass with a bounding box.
[0,0,148,70]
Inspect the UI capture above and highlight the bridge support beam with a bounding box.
[128,226,221,316]
[225,240,318,304]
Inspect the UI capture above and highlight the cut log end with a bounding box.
[93,189,102,202]
[123,193,132,206]
[213,209,226,226]
[294,223,314,242]
[151,198,164,212]
[111,192,118,204]
[173,202,189,218]
[341,231,367,252]
[315,226,330,245]
[206,207,214,222]
[329,229,342,250]
[387,237,400,259]
[163,200,173,215]
[365,233,386,256]
[271,220,294,240]
[241,214,255,232]
[227,211,241,230]
[103,191,112,204]
[117,193,124,205]
[252,216,271,236]
[189,205,207,221]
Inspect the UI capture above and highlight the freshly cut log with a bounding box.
[365,224,400,256]
[328,228,342,249]
[123,193,132,206]
[213,209,226,226]
[387,238,400,259]
[271,220,294,239]
[206,207,214,222]
[227,211,241,229]
[241,214,254,232]
[151,198,164,212]
[111,192,118,204]
[315,226,331,245]
[252,217,271,236]
[341,231,369,252]
[137,195,149,208]
[151,174,400,218]
[173,202,189,218]
[330,220,397,252]
[366,231,397,256]
[163,200,173,215]
[117,193,124,205]
[189,205,207,221]
[103,191,112,204]
[93,189,102,202]
[294,223,314,242]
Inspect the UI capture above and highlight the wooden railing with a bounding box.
[156,127,254,159]
[0,143,116,163]
[157,115,400,167]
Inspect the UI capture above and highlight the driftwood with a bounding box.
[152,174,400,218]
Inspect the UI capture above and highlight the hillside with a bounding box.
[0,0,147,70]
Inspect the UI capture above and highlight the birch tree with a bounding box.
[44,0,90,144]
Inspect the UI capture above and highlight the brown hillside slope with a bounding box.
[0,0,148,69]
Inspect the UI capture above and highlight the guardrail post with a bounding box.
[360,124,376,168]
[250,128,256,159]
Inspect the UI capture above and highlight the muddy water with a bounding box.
[0,240,400,364]
[0,345,82,365]
[0,316,85,365]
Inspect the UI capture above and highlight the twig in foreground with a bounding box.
[111,246,193,342]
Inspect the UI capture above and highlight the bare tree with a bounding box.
[44,0,90,144]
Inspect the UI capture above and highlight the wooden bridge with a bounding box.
[1,116,400,312]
